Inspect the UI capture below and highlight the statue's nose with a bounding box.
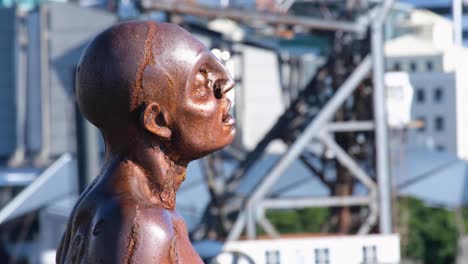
[221,77,235,94]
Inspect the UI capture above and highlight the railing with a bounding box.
[0,153,77,224]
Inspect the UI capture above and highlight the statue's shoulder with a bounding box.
[81,199,175,263]
[96,195,175,236]
[137,205,176,236]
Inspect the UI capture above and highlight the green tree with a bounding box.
[266,208,329,234]
[265,197,459,264]
[398,197,458,264]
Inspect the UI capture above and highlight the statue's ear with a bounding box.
[141,102,172,140]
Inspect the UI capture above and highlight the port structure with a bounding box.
[140,0,394,240]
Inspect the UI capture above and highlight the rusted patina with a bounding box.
[56,21,235,264]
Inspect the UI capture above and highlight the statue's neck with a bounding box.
[103,141,188,210]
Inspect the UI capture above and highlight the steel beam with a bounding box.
[35,5,51,165]
[140,1,364,33]
[358,195,379,234]
[246,207,256,240]
[246,56,371,207]
[227,211,246,241]
[75,110,101,192]
[8,10,27,167]
[320,129,380,235]
[227,56,372,240]
[325,121,374,132]
[257,214,279,238]
[0,154,76,224]
[372,0,394,234]
[261,196,372,210]
[319,132,377,190]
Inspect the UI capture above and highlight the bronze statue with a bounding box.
[56,21,235,263]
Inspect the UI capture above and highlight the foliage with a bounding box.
[266,207,329,234]
[461,207,468,234]
[397,197,458,264]
[264,197,459,264]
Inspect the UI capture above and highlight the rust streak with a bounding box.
[125,205,140,264]
[170,225,179,264]
[131,22,156,110]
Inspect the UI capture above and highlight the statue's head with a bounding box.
[76,21,236,161]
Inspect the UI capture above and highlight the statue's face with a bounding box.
[170,49,236,160]
[143,28,236,160]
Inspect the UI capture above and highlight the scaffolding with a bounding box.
[139,0,395,240]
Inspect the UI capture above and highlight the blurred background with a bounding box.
[1,0,468,263]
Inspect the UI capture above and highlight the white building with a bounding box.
[400,0,468,45]
[216,234,400,264]
[385,9,468,159]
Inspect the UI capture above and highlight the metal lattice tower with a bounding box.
[139,0,394,240]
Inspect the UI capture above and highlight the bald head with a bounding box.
[77,21,236,159]
[76,21,206,131]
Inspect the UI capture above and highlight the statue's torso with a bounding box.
[58,179,203,264]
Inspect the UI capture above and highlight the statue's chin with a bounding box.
[175,125,236,161]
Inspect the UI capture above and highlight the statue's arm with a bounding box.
[120,210,176,264]
[56,177,100,264]
[83,205,176,264]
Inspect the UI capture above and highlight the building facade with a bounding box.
[386,9,468,159]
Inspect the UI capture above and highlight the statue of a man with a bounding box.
[56,21,235,263]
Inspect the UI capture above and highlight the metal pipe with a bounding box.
[229,56,371,240]
[8,10,27,167]
[325,121,374,132]
[35,5,51,165]
[247,56,371,207]
[358,192,379,234]
[261,196,372,209]
[319,132,380,234]
[246,207,256,239]
[227,211,246,241]
[75,105,101,192]
[257,211,279,238]
[372,0,394,234]
[0,154,73,224]
[140,0,364,33]
[319,132,377,190]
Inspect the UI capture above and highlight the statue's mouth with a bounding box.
[222,100,235,125]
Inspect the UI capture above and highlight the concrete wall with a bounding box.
[408,72,457,153]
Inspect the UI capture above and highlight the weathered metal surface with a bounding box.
[57,21,235,263]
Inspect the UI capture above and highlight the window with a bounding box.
[434,87,443,103]
[426,61,433,71]
[417,116,426,132]
[416,88,425,103]
[266,250,280,264]
[315,248,330,264]
[362,245,378,264]
[435,116,444,132]
[410,61,417,72]
[436,144,445,151]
